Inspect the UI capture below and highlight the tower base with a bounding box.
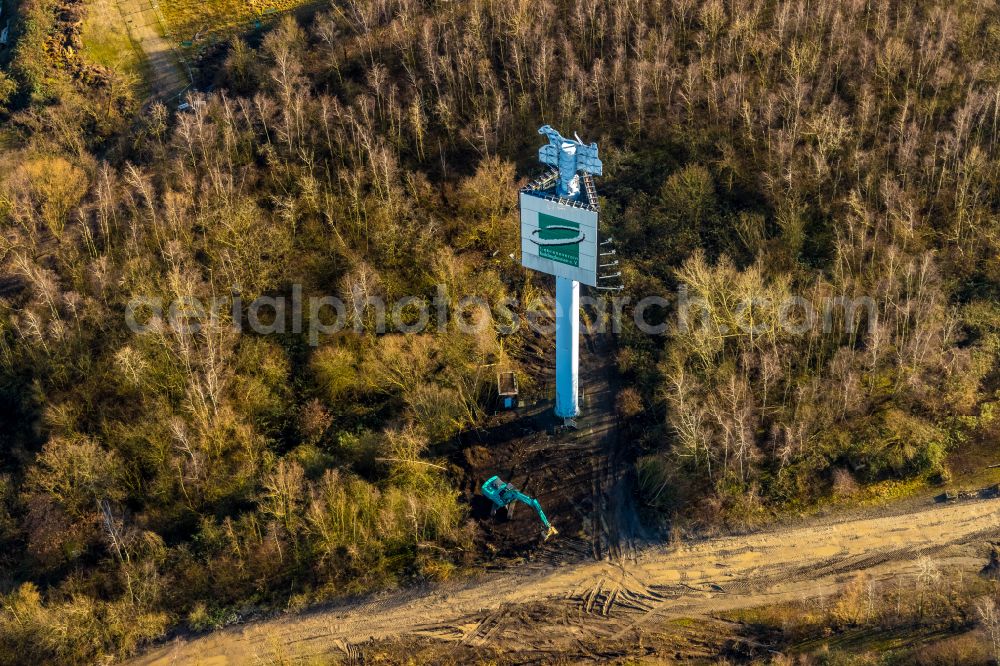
[554,276,580,418]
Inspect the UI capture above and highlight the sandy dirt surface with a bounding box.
[132,485,1000,664]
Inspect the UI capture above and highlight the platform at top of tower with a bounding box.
[521,170,600,212]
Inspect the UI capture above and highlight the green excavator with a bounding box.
[481,475,558,540]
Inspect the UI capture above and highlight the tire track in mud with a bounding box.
[575,330,646,564]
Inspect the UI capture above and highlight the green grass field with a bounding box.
[160,0,306,50]
[79,0,310,98]
[80,0,148,82]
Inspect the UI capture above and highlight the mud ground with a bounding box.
[451,326,646,566]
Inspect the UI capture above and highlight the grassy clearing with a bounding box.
[81,0,147,82]
[769,437,1000,528]
[80,0,299,92]
[831,440,1000,510]
[160,0,310,51]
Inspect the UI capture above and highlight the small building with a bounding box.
[497,371,518,410]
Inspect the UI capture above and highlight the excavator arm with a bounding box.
[515,492,556,538]
[481,476,558,540]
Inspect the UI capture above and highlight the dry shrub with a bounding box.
[616,387,644,418]
[912,632,991,666]
[768,656,832,666]
[831,573,874,627]
[187,601,212,632]
[831,468,859,499]
[0,582,167,664]
[298,398,333,445]
[416,552,456,582]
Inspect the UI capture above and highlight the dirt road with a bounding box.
[133,495,1000,664]
[112,0,189,99]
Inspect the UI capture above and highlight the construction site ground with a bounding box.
[454,327,644,564]
[130,323,1000,665]
[132,488,1000,664]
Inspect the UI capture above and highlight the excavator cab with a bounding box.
[481,475,558,540]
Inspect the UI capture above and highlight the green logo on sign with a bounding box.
[531,213,584,267]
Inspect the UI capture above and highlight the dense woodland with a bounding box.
[0,0,999,661]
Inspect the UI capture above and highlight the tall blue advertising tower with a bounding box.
[519,126,603,418]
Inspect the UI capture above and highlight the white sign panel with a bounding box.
[519,192,599,286]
